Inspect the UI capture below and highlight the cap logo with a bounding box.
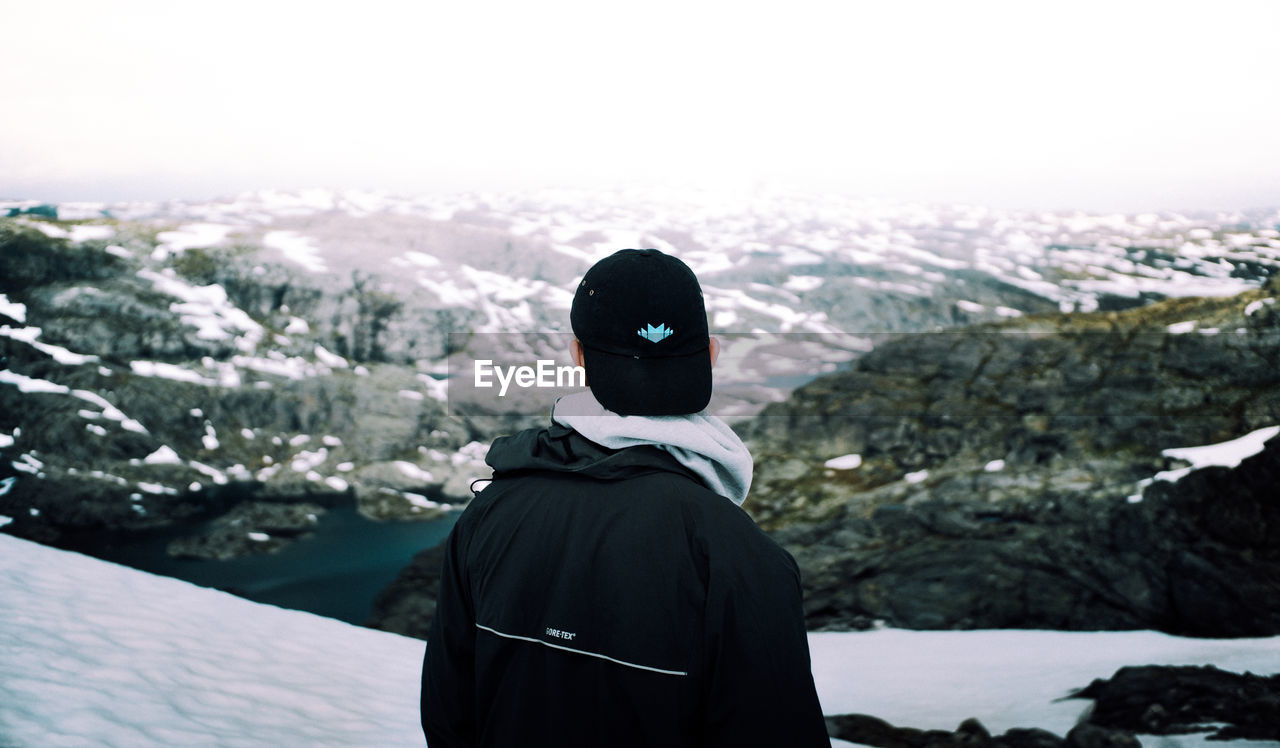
[638,323,673,343]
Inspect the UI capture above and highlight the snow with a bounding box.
[142,446,182,465]
[824,454,863,470]
[131,359,217,386]
[314,344,348,369]
[811,628,1280,743]
[0,534,425,747]
[71,389,149,433]
[135,481,177,495]
[1245,297,1275,316]
[402,250,440,268]
[1155,425,1280,482]
[783,275,825,292]
[68,224,115,243]
[2,534,1278,747]
[451,441,489,467]
[1127,425,1280,502]
[404,492,441,510]
[395,461,435,483]
[137,269,264,351]
[984,459,1006,472]
[0,293,28,323]
[0,324,100,365]
[290,449,328,473]
[417,373,449,402]
[905,469,930,484]
[0,368,70,394]
[152,222,234,259]
[203,423,220,451]
[23,220,69,238]
[263,230,328,273]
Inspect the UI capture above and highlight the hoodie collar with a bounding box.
[485,422,702,484]
[549,391,753,506]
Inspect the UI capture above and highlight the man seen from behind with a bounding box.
[421,248,831,747]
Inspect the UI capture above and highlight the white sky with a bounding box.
[2,0,1278,211]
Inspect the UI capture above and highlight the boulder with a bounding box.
[1069,665,1280,741]
[166,501,326,560]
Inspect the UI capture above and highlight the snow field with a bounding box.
[1,534,424,747]
[4,534,1280,747]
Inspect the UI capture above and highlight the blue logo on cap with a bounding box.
[638,323,673,343]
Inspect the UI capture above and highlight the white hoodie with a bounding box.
[551,390,754,506]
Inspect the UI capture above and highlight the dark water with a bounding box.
[78,504,459,626]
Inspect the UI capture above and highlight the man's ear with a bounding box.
[709,336,719,368]
[570,338,588,384]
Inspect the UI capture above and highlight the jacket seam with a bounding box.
[475,623,689,677]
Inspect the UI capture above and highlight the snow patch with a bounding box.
[4,534,1280,747]
[313,345,348,369]
[395,461,435,483]
[137,269,263,351]
[152,223,233,259]
[824,454,863,470]
[131,360,217,386]
[1157,425,1280,482]
[143,446,182,465]
[1245,297,1275,316]
[0,369,70,395]
[0,294,27,323]
[69,224,115,243]
[263,230,328,273]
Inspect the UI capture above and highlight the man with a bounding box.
[421,248,830,747]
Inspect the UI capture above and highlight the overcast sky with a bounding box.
[3,0,1278,211]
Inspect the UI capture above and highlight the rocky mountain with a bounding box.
[742,274,1280,636]
[2,187,1278,632]
[366,276,1280,640]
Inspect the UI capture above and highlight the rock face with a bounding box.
[823,714,1139,748]
[825,663,1279,745]
[4,194,1280,635]
[776,431,1280,635]
[744,276,1280,636]
[364,542,447,639]
[166,502,327,560]
[0,221,488,553]
[1071,665,1280,742]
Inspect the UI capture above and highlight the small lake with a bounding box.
[77,503,459,627]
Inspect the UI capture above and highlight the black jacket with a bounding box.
[421,423,830,747]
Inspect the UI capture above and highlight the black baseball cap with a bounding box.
[570,248,712,415]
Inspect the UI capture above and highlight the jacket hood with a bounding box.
[551,391,753,505]
[485,422,703,485]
